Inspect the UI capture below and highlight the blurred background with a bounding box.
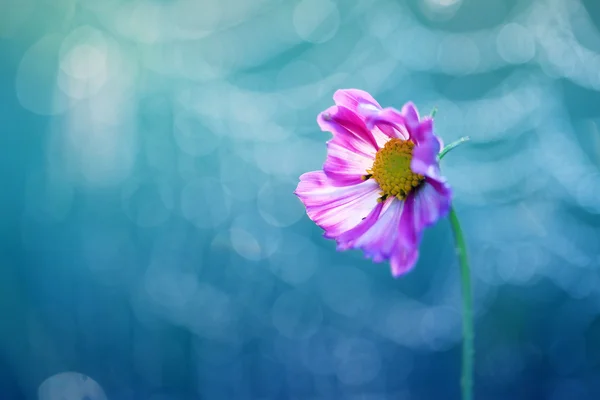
[1,0,600,398]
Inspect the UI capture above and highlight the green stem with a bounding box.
[438,136,470,161]
[432,119,473,399]
[449,207,473,400]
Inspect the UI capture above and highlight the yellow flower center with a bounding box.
[364,138,424,201]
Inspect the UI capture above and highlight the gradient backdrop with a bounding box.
[1,0,600,399]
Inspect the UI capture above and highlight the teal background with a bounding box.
[2,0,600,399]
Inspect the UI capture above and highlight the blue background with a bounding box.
[2,0,600,399]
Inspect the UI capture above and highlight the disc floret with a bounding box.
[365,138,424,201]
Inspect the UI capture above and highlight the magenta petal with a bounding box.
[349,198,422,277]
[412,180,452,229]
[295,171,381,239]
[397,193,420,249]
[352,199,404,260]
[411,138,440,178]
[412,118,431,143]
[323,139,374,186]
[390,247,419,277]
[401,102,420,132]
[412,117,443,152]
[333,89,381,114]
[365,108,410,140]
[336,201,385,251]
[318,105,381,184]
[318,105,379,153]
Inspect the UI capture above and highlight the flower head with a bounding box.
[294,89,452,277]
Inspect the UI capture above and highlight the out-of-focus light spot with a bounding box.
[334,338,381,385]
[268,230,318,284]
[16,34,73,115]
[186,284,238,340]
[59,27,107,80]
[61,110,137,188]
[0,0,33,38]
[88,74,138,127]
[363,1,405,39]
[114,2,163,44]
[181,177,231,228]
[254,138,325,178]
[121,178,174,228]
[421,0,463,21]
[419,306,461,351]
[428,0,460,6]
[437,36,480,75]
[38,372,107,400]
[229,228,262,261]
[257,180,304,227]
[496,243,539,285]
[293,0,340,44]
[174,110,220,157]
[235,122,293,144]
[179,84,230,119]
[62,44,107,80]
[219,156,264,202]
[174,44,222,81]
[229,90,279,125]
[496,23,535,64]
[317,266,372,319]
[277,60,323,109]
[271,289,322,339]
[494,246,520,282]
[57,26,111,100]
[173,0,221,36]
[384,302,423,346]
[384,27,439,71]
[143,267,198,319]
[230,212,281,261]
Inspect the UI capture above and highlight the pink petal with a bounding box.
[411,138,440,178]
[397,193,420,249]
[365,108,410,140]
[401,102,420,133]
[411,117,443,150]
[330,89,393,145]
[295,171,381,239]
[411,117,431,143]
[336,201,385,251]
[318,106,379,152]
[352,200,407,262]
[333,89,381,114]
[411,181,452,230]
[347,196,426,277]
[390,247,419,277]
[323,139,374,186]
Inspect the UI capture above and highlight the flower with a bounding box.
[294,89,452,277]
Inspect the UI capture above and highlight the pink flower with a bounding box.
[294,89,452,277]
